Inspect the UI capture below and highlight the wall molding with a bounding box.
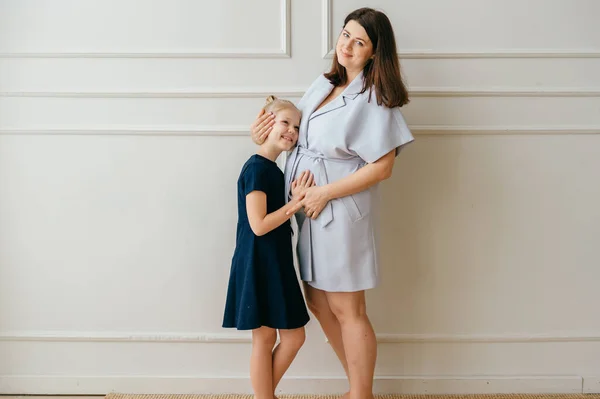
[0,331,252,343]
[322,0,334,60]
[377,332,600,344]
[0,126,249,136]
[410,126,600,135]
[584,376,600,393]
[0,89,305,99]
[0,375,587,395]
[1,125,600,136]
[2,331,600,344]
[408,88,600,98]
[323,48,600,60]
[321,0,600,59]
[2,87,600,98]
[0,0,290,59]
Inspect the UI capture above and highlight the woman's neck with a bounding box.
[345,68,361,84]
[257,145,281,162]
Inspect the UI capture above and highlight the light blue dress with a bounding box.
[284,70,414,292]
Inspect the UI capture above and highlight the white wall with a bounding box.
[1,0,599,395]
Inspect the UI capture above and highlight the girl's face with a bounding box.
[265,107,300,152]
[335,20,374,73]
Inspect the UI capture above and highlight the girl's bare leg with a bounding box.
[271,327,306,394]
[251,327,278,399]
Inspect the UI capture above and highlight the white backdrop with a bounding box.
[1,0,599,395]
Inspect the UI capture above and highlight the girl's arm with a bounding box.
[247,170,314,236]
[286,150,396,218]
[246,192,302,236]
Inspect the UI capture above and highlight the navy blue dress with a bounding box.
[222,154,310,330]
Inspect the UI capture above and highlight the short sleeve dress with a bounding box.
[222,154,310,330]
[283,71,415,292]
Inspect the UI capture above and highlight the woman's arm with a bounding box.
[250,109,276,145]
[286,149,396,219]
[324,149,395,200]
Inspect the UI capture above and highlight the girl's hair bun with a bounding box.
[265,95,277,105]
[262,95,300,116]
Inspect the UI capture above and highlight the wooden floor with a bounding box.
[1,397,104,399]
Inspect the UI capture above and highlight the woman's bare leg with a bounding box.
[304,283,350,397]
[327,290,376,399]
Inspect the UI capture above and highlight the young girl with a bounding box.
[222,96,313,399]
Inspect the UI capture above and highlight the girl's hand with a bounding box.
[251,108,276,145]
[291,170,315,200]
[298,186,330,220]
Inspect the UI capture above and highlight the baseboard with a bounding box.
[584,376,600,393]
[0,375,584,395]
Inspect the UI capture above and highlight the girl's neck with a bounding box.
[257,145,281,163]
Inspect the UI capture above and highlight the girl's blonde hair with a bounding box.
[263,95,301,116]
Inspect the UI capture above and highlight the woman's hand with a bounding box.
[250,108,276,145]
[298,185,331,220]
[291,170,315,200]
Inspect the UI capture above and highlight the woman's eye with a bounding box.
[343,32,349,38]
[356,41,363,46]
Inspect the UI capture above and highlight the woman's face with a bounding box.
[265,107,300,152]
[335,20,374,73]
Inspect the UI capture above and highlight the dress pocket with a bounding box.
[340,189,371,222]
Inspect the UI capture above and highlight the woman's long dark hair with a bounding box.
[324,7,409,108]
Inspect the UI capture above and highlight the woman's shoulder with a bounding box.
[302,74,330,96]
[298,74,330,110]
[350,87,411,131]
[354,88,402,114]
[315,73,330,86]
[307,73,329,89]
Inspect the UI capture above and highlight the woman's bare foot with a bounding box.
[343,393,375,399]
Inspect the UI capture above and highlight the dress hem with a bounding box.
[304,279,378,293]
[222,320,309,331]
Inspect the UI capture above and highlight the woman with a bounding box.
[251,8,413,399]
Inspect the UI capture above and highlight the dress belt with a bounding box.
[285,146,365,281]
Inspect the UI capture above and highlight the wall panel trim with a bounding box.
[1,126,599,136]
[0,0,291,59]
[2,88,600,98]
[321,0,600,59]
[3,330,599,344]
